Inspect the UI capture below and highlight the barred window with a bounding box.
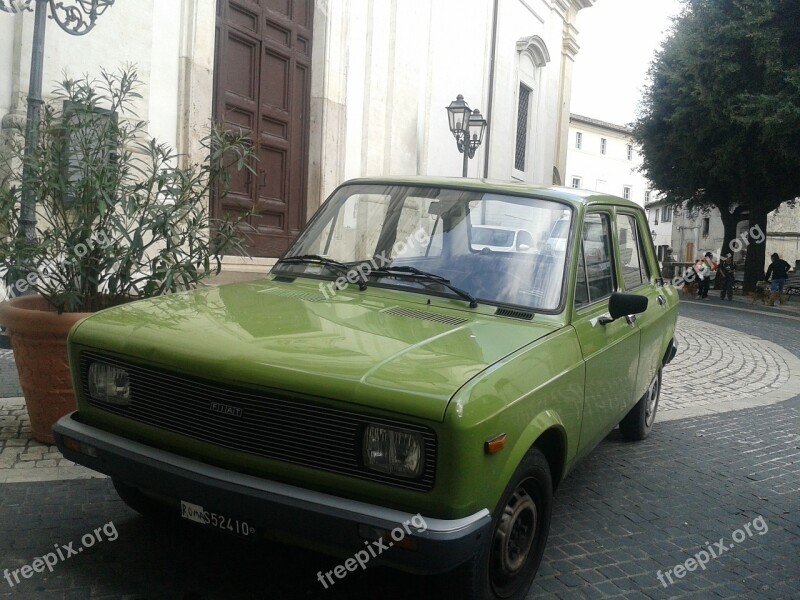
[514,84,531,172]
[600,138,607,155]
[575,132,582,149]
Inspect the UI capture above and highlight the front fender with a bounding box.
[441,327,584,517]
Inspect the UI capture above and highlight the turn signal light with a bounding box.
[485,433,508,454]
[61,435,98,458]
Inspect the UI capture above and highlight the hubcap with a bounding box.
[644,372,660,427]
[493,487,538,577]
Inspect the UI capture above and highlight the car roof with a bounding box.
[340,176,643,211]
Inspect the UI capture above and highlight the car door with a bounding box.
[615,210,669,398]
[572,208,641,459]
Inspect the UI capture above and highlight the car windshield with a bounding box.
[274,184,572,311]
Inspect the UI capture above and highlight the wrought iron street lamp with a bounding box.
[445,94,488,178]
[0,0,116,242]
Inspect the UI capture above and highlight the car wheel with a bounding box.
[619,367,661,441]
[441,448,552,600]
[112,478,172,519]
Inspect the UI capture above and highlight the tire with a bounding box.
[441,448,553,600]
[112,478,173,519]
[619,368,661,441]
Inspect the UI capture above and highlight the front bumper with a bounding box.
[53,412,490,574]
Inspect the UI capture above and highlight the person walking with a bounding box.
[764,252,791,304]
[717,253,736,300]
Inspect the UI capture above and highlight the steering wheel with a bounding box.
[459,267,532,301]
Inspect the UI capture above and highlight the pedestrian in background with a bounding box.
[717,253,736,301]
[696,252,716,299]
[764,252,791,303]
[765,252,791,290]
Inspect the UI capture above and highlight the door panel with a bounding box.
[573,305,641,456]
[214,0,313,257]
[573,210,640,457]
[617,211,673,397]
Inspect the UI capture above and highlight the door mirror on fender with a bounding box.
[607,292,648,321]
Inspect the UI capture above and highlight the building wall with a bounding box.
[643,201,675,260]
[768,204,800,269]
[2,0,594,258]
[0,2,183,149]
[664,202,800,272]
[309,0,592,213]
[565,114,653,207]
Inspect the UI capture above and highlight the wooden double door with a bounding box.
[214,0,313,257]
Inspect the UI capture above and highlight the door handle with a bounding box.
[657,294,666,306]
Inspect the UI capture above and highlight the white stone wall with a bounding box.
[767,203,800,270]
[313,0,587,192]
[0,2,210,158]
[665,201,800,273]
[565,115,653,207]
[2,0,594,264]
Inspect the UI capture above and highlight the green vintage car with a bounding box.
[54,177,678,599]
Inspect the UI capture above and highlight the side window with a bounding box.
[575,212,615,307]
[616,213,649,289]
[574,245,589,307]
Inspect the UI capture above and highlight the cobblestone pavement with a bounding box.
[660,319,799,420]
[0,313,798,598]
[0,349,22,399]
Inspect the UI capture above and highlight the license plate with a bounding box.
[180,500,256,538]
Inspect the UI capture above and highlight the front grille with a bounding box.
[81,352,436,491]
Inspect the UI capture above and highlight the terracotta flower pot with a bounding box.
[0,296,89,444]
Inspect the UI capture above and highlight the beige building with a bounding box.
[1,0,595,271]
[643,199,799,272]
[565,114,655,207]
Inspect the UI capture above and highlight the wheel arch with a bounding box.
[531,427,567,492]
[496,410,569,506]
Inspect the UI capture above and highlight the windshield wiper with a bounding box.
[370,265,478,308]
[276,254,367,290]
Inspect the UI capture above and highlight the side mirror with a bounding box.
[607,292,648,321]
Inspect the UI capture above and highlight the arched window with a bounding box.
[513,36,550,181]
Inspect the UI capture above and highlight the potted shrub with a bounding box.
[0,67,255,443]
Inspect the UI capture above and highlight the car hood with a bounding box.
[70,280,558,421]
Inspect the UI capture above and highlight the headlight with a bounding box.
[362,425,424,478]
[87,362,131,405]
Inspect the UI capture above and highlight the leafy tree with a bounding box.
[633,0,800,291]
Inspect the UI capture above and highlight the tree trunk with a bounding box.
[718,211,739,261]
[742,211,768,293]
[716,209,740,289]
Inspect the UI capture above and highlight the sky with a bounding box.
[571,0,684,127]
